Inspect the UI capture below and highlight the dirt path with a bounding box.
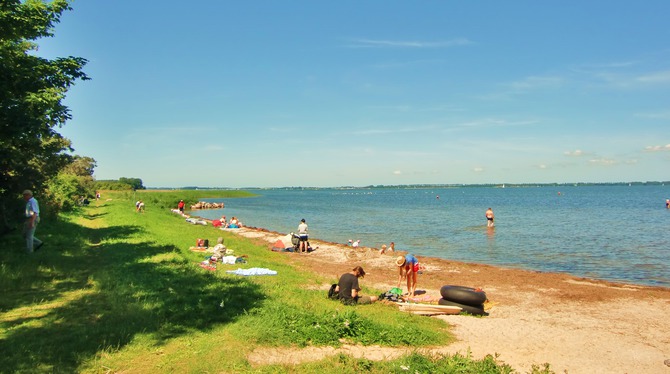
[229,227,670,373]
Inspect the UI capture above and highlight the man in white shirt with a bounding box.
[23,190,43,253]
[297,218,308,253]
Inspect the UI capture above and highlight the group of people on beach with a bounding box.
[301,206,499,306]
[296,218,421,305]
[332,253,421,305]
[219,215,242,228]
[328,207,502,305]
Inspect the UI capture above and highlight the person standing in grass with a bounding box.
[22,190,43,253]
[335,266,377,305]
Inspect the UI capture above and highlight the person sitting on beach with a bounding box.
[380,242,395,254]
[219,215,228,228]
[352,239,360,248]
[334,266,378,305]
[396,254,419,297]
[228,216,241,228]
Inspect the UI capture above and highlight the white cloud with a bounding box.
[473,167,484,173]
[393,170,402,175]
[452,118,538,130]
[346,38,472,48]
[636,70,670,84]
[644,144,670,152]
[564,150,585,157]
[589,158,617,165]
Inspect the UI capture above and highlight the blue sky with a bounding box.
[38,1,670,188]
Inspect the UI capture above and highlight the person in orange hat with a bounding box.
[396,254,419,297]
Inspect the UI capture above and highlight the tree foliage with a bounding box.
[43,155,97,216]
[118,177,145,190]
[0,0,89,230]
[94,180,134,191]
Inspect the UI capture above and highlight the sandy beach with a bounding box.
[226,226,670,373]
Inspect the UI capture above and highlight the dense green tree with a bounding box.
[0,0,89,231]
[94,180,134,191]
[118,177,145,190]
[43,155,97,215]
[61,155,97,177]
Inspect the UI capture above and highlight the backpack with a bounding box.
[327,284,339,299]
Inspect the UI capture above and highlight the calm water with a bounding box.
[195,186,670,287]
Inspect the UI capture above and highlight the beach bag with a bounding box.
[203,239,209,248]
[327,284,339,299]
[380,287,403,302]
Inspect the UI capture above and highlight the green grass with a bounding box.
[0,191,554,373]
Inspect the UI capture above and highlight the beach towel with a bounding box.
[220,255,238,264]
[226,268,277,276]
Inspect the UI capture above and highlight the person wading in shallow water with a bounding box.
[485,207,495,227]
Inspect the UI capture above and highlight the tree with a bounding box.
[44,155,97,215]
[61,155,97,177]
[94,180,134,191]
[0,0,89,231]
[118,177,145,190]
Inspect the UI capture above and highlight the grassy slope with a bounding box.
[0,191,533,373]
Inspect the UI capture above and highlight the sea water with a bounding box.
[194,185,670,287]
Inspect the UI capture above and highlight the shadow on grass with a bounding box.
[0,217,264,373]
[83,212,108,220]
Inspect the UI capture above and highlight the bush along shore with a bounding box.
[0,190,553,373]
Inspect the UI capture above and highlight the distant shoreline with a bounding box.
[149,181,670,190]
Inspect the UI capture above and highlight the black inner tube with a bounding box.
[438,298,487,316]
[440,285,487,307]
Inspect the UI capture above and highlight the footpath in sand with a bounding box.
[224,226,670,374]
